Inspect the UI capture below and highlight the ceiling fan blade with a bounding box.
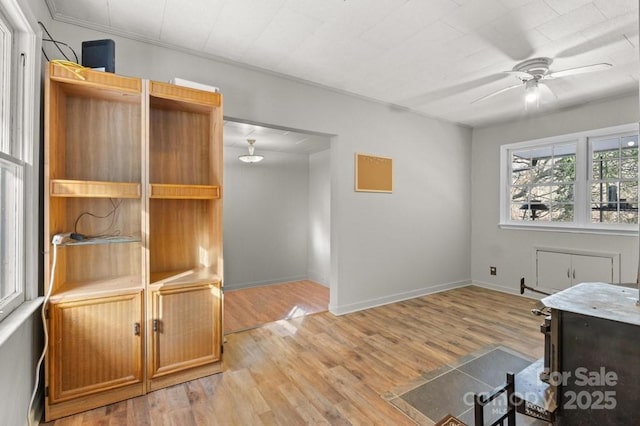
[545,63,612,79]
[471,83,522,104]
[399,73,506,107]
[504,70,534,80]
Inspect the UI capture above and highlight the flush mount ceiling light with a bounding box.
[239,139,264,163]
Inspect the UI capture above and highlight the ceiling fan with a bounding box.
[471,57,612,104]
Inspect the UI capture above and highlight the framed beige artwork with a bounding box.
[354,153,393,193]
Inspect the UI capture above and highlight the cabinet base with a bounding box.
[45,382,144,422]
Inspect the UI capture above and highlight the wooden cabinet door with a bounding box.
[571,254,613,285]
[48,292,143,404]
[537,251,572,291]
[149,282,221,379]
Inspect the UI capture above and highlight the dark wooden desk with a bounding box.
[542,283,640,425]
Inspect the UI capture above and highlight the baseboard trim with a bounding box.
[329,279,471,316]
[224,275,308,291]
[471,280,543,300]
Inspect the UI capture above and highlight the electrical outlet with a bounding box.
[490,266,497,276]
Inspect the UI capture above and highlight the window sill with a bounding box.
[499,223,638,236]
[0,298,44,347]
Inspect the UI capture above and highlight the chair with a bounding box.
[474,372,516,426]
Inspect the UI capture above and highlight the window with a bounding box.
[500,124,639,234]
[0,1,36,323]
[590,134,638,225]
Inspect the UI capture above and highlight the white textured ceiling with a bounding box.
[46,0,639,129]
[223,120,331,154]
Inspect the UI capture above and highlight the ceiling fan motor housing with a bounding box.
[513,57,553,80]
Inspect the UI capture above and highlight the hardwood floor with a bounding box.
[44,286,544,425]
[224,280,330,334]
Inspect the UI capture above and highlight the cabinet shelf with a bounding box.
[150,267,221,286]
[149,184,219,199]
[51,179,141,198]
[49,275,143,302]
[57,235,141,247]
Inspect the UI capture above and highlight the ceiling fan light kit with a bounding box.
[472,57,613,105]
[524,79,539,105]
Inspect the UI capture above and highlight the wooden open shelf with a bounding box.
[149,184,219,199]
[49,275,143,303]
[51,179,141,198]
[150,267,221,286]
[60,235,141,246]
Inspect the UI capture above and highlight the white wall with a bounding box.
[308,149,331,286]
[0,313,42,425]
[0,0,45,423]
[42,19,473,314]
[471,95,640,294]
[223,146,309,289]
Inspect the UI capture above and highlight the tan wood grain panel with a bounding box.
[50,179,141,198]
[48,292,143,405]
[49,275,142,302]
[148,283,221,379]
[63,96,141,182]
[149,199,217,274]
[148,107,212,185]
[149,183,219,199]
[62,243,142,287]
[50,62,141,94]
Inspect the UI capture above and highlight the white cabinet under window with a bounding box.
[536,249,616,292]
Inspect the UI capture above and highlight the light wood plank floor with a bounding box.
[224,280,330,334]
[44,286,544,425]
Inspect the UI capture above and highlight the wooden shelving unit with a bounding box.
[44,63,224,421]
[146,80,223,391]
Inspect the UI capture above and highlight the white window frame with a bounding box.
[500,123,639,235]
[0,0,38,326]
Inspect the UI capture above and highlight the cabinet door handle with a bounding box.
[133,322,140,336]
[567,268,570,278]
[153,319,159,332]
[572,269,576,279]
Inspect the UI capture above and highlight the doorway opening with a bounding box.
[222,117,333,333]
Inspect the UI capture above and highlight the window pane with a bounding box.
[592,208,618,223]
[620,211,638,224]
[510,185,528,203]
[550,205,574,222]
[509,143,575,223]
[620,158,637,179]
[619,181,637,204]
[590,134,638,224]
[554,184,574,202]
[0,157,22,305]
[530,185,553,203]
[591,183,618,205]
[621,136,638,156]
